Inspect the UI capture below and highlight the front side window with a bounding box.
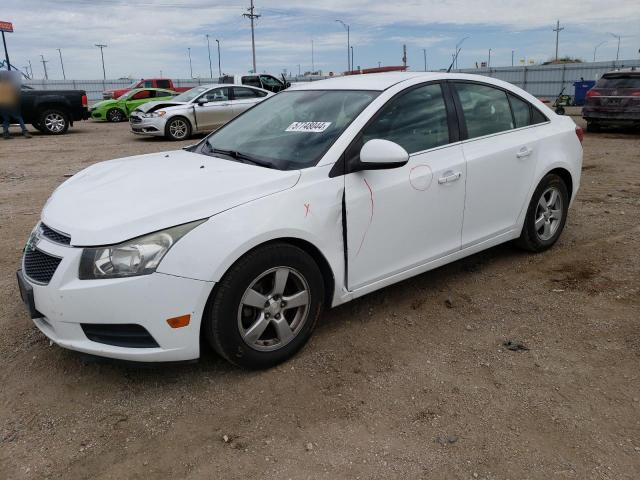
[199,88,230,103]
[201,90,379,170]
[361,83,450,154]
[143,80,153,88]
[260,75,283,89]
[131,90,151,100]
[455,82,514,139]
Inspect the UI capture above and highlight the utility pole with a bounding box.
[402,44,407,69]
[40,54,49,80]
[423,48,427,71]
[297,64,301,77]
[188,48,193,77]
[593,41,606,62]
[56,48,66,79]
[455,37,469,70]
[311,38,314,74]
[511,49,514,67]
[351,46,354,72]
[206,34,213,78]
[335,20,350,72]
[216,39,221,77]
[243,0,260,73]
[95,44,107,80]
[608,33,621,61]
[28,60,33,79]
[1,30,11,71]
[378,61,381,68]
[553,20,564,62]
[488,48,492,68]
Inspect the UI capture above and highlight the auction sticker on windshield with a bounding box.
[285,122,331,133]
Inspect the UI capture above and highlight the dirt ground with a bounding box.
[0,117,639,480]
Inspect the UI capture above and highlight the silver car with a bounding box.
[129,84,272,140]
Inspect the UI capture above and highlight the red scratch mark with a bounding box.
[355,177,374,257]
[304,203,311,217]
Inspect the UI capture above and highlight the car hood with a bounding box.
[134,101,189,114]
[41,150,301,246]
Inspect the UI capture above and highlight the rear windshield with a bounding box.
[596,75,640,89]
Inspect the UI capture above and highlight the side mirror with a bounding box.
[357,139,409,170]
[285,82,291,88]
[196,99,207,106]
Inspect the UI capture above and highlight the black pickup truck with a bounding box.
[20,86,90,135]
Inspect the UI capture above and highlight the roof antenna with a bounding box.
[447,47,462,73]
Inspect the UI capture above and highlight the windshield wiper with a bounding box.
[209,147,276,169]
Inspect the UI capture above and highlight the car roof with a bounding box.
[288,72,517,92]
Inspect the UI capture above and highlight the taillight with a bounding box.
[586,90,600,98]
[575,126,584,144]
[631,91,640,97]
[81,94,88,108]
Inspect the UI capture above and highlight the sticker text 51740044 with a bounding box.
[285,122,331,133]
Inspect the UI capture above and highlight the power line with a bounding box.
[242,0,260,73]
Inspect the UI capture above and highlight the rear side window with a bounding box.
[156,79,171,89]
[200,87,230,103]
[361,83,450,154]
[596,75,640,89]
[508,94,531,128]
[531,108,548,124]
[455,82,514,139]
[233,87,260,99]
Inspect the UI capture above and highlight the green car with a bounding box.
[90,87,177,122]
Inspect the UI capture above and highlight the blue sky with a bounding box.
[2,0,639,79]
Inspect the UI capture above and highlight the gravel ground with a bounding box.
[1,118,639,480]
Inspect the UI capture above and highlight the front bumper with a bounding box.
[129,113,167,136]
[18,235,214,362]
[89,109,106,120]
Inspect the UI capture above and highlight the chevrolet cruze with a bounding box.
[17,73,583,369]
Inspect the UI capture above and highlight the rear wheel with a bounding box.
[516,174,569,252]
[106,108,126,123]
[203,243,325,369]
[165,116,191,140]
[555,106,565,115]
[39,109,69,135]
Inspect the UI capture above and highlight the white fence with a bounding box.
[21,59,640,102]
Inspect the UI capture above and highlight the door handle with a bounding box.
[438,171,462,184]
[516,147,533,158]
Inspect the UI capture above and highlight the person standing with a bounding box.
[0,70,31,139]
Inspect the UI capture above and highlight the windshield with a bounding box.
[173,86,209,103]
[201,90,379,170]
[596,75,640,89]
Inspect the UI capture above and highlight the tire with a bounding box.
[165,116,192,141]
[555,106,565,115]
[516,174,569,252]
[106,108,126,123]
[32,122,45,133]
[586,121,601,133]
[39,109,69,135]
[203,243,325,369]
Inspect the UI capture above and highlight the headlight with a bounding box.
[142,110,166,118]
[79,220,205,280]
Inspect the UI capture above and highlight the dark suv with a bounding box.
[582,69,640,131]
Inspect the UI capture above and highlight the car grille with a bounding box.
[81,324,160,348]
[23,248,62,285]
[40,223,71,245]
[130,116,142,123]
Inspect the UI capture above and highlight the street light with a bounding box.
[607,32,621,61]
[335,19,350,72]
[215,39,221,77]
[95,44,107,80]
[593,41,607,62]
[206,34,213,78]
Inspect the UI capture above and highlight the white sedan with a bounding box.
[17,72,583,369]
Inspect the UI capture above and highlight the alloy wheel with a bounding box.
[169,119,188,139]
[44,113,65,133]
[535,186,563,241]
[237,267,310,352]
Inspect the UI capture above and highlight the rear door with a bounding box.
[193,87,233,132]
[230,87,267,115]
[452,81,542,246]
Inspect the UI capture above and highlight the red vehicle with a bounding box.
[102,78,191,100]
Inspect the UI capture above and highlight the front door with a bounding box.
[193,87,233,132]
[345,82,466,290]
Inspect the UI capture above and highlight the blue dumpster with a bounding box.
[573,80,596,106]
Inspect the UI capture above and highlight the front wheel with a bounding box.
[106,108,126,123]
[516,174,569,252]
[555,106,565,115]
[203,243,325,369]
[165,116,192,140]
